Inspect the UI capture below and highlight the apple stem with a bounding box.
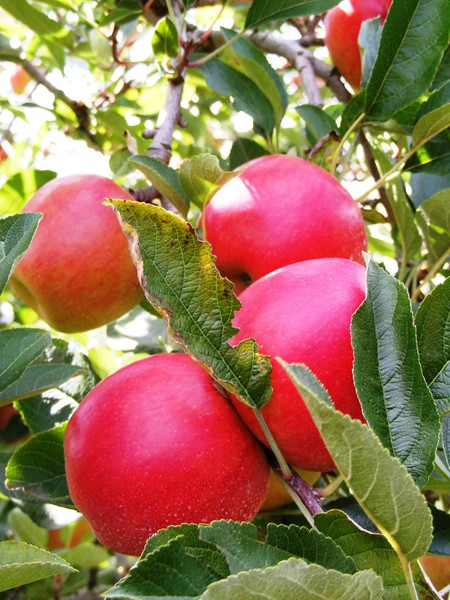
[267,453,323,528]
[252,408,292,479]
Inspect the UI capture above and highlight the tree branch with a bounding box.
[245,30,351,105]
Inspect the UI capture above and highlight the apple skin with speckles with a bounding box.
[10,174,143,333]
[202,154,367,295]
[229,258,367,472]
[64,353,271,556]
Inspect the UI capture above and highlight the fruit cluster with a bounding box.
[11,153,368,556]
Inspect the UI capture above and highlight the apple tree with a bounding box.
[0,0,449,598]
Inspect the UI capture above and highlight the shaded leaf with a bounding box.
[351,260,440,487]
[245,0,340,29]
[151,16,179,60]
[280,360,434,563]
[129,155,189,217]
[316,510,438,600]
[0,541,76,592]
[0,213,41,295]
[6,425,73,507]
[228,138,269,170]
[364,0,450,120]
[296,105,338,146]
[0,329,52,396]
[195,58,276,135]
[416,189,450,267]
[107,200,272,410]
[412,104,450,148]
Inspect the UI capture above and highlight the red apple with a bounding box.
[10,66,32,94]
[202,155,367,295]
[324,0,392,90]
[0,144,9,163]
[10,175,144,333]
[229,258,367,472]
[64,353,270,556]
[0,405,18,430]
[420,555,450,593]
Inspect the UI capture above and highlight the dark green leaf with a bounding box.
[0,364,84,404]
[410,172,450,207]
[245,0,340,29]
[129,155,189,217]
[0,329,52,396]
[6,425,73,507]
[0,541,76,593]
[359,18,382,90]
[0,213,41,295]
[228,138,269,170]
[316,510,438,600]
[296,105,338,145]
[221,29,287,127]
[351,261,440,487]
[151,16,179,60]
[416,276,450,385]
[195,58,275,135]
[280,360,434,563]
[104,534,224,599]
[431,45,450,92]
[107,199,272,410]
[364,0,450,120]
[412,104,450,148]
[372,148,422,261]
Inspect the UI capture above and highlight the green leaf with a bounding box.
[179,154,230,209]
[351,261,440,488]
[431,45,450,93]
[372,148,422,261]
[429,362,450,468]
[7,507,48,548]
[359,18,383,90]
[316,510,438,600]
[221,29,287,128]
[200,557,384,600]
[412,104,450,148]
[195,58,276,135]
[415,189,450,268]
[0,213,41,295]
[6,424,73,507]
[0,32,21,60]
[107,200,273,410]
[0,363,84,404]
[200,521,356,575]
[0,170,56,214]
[416,275,450,385]
[0,0,66,37]
[296,105,338,146]
[0,329,52,395]
[280,360,434,563]
[152,16,179,60]
[364,0,450,120]
[129,155,190,217]
[0,541,76,592]
[104,533,225,599]
[245,0,340,29]
[228,138,269,170]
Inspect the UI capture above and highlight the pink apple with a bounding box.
[202,154,367,294]
[324,0,392,90]
[229,257,367,472]
[10,174,144,333]
[64,353,270,556]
